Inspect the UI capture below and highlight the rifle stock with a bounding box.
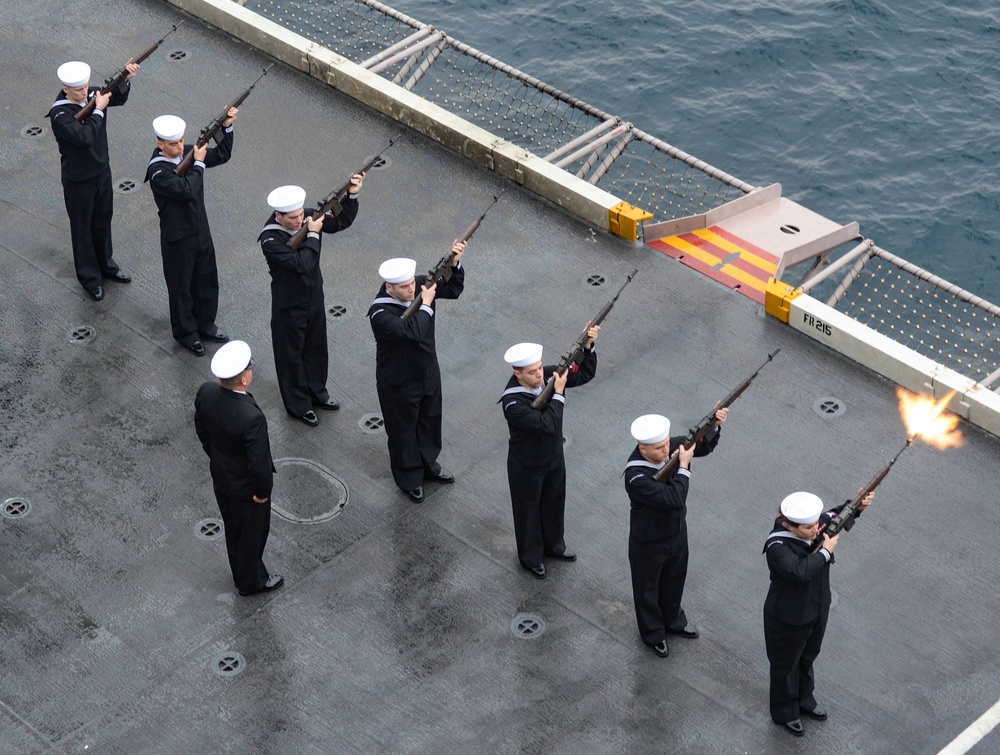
[400,190,505,320]
[287,134,401,251]
[176,64,272,177]
[530,268,639,410]
[652,348,781,481]
[75,23,183,122]
[811,434,915,552]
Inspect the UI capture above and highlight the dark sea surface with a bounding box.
[386,0,1000,300]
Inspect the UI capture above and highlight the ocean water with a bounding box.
[386,0,1000,300]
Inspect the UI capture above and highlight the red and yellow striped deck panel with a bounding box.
[648,226,779,304]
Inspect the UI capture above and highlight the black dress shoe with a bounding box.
[86,286,104,301]
[780,720,804,737]
[104,269,131,283]
[800,706,827,721]
[545,549,577,562]
[297,411,319,427]
[651,640,669,658]
[239,574,284,596]
[184,341,206,357]
[200,330,229,343]
[313,398,340,410]
[425,468,454,484]
[524,563,546,580]
[406,486,424,503]
[666,624,699,639]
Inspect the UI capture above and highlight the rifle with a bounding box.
[176,64,272,177]
[530,267,639,410]
[76,22,183,122]
[400,190,505,320]
[653,348,782,481]
[811,433,915,552]
[287,134,401,251]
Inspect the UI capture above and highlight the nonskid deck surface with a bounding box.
[1,1,997,752]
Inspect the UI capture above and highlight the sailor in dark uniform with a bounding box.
[258,181,362,427]
[194,340,283,597]
[368,246,466,502]
[500,332,599,579]
[145,112,237,356]
[624,410,727,657]
[47,60,137,300]
[762,490,874,736]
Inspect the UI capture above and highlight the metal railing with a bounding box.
[241,0,1000,392]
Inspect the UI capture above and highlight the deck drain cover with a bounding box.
[211,651,246,677]
[364,153,392,170]
[271,458,348,524]
[582,273,607,288]
[2,498,31,519]
[21,125,45,139]
[114,179,139,194]
[68,325,97,344]
[510,613,545,640]
[195,518,224,540]
[169,50,189,60]
[562,433,571,450]
[359,413,384,433]
[327,303,348,318]
[812,397,846,419]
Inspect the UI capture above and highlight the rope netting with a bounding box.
[241,0,748,219]
[832,252,1000,382]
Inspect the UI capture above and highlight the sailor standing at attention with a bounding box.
[500,330,598,580]
[763,490,874,737]
[47,60,138,301]
[367,244,466,502]
[145,111,237,356]
[624,409,726,657]
[258,179,362,427]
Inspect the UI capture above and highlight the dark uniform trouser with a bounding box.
[507,454,567,568]
[271,299,329,417]
[628,534,690,645]
[62,172,120,291]
[160,236,219,344]
[213,485,271,592]
[377,376,442,491]
[763,608,827,723]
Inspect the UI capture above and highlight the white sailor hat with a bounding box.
[152,115,186,141]
[504,343,543,368]
[780,491,824,524]
[211,340,254,380]
[267,185,306,213]
[631,414,671,445]
[379,258,417,284]
[57,61,91,87]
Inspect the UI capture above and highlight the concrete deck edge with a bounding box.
[163,0,620,232]
[788,293,1000,437]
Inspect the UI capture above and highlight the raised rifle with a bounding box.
[176,64,272,177]
[530,268,639,410]
[811,433,915,552]
[287,134,401,251]
[75,22,184,122]
[653,348,782,481]
[400,190,505,320]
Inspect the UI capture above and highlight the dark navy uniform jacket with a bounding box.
[47,82,131,180]
[499,348,596,467]
[143,128,234,245]
[367,265,465,387]
[258,199,359,309]
[762,502,859,625]
[624,429,720,543]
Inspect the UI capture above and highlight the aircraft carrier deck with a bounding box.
[1,0,998,752]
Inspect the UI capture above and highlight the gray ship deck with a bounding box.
[1,1,998,753]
